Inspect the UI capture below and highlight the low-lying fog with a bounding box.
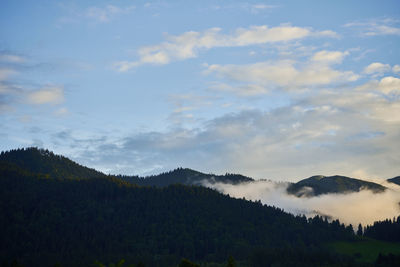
[202,180,400,227]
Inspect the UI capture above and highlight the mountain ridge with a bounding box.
[0,147,393,196]
[0,147,360,266]
[287,175,386,197]
[388,176,400,186]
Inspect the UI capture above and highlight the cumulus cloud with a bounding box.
[378,76,400,95]
[114,25,338,71]
[392,65,400,74]
[202,180,400,226]
[27,86,64,105]
[364,62,391,76]
[311,50,349,64]
[357,76,400,96]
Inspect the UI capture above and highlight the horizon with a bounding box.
[1,0,399,181]
[1,146,398,183]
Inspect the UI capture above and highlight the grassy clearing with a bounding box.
[329,238,400,263]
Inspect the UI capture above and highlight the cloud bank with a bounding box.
[202,180,400,226]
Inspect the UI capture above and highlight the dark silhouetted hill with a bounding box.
[0,148,357,267]
[120,167,253,187]
[0,147,105,179]
[388,176,400,186]
[287,175,386,197]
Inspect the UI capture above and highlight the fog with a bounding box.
[202,180,400,226]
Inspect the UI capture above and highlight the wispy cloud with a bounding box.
[0,53,66,112]
[86,5,135,22]
[0,53,26,64]
[27,86,64,105]
[58,3,135,25]
[114,25,339,71]
[344,18,400,36]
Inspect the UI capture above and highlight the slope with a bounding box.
[0,147,105,179]
[120,167,253,187]
[388,176,400,186]
[0,149,356,267]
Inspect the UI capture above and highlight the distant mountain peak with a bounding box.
[287,175,386,197]
[0,147,105,179]
[387,176,400,186]
[309,175,326,180]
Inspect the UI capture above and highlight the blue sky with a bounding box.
[1,0,399,180]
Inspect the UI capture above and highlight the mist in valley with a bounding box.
[202,179,400,227]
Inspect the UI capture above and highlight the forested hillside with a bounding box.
[119,167,253,187]
[287,175,386,197]
[0,148,399,266]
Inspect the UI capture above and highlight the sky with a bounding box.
[0,0,399,181]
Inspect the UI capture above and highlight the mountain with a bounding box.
[0,147,106,180]
[120,167,253,187]
[388,176,400,186]
[0,148,252,186]
[287,175,386,197]
[0,148,356,267]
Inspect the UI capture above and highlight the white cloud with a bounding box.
[378,76,400,94]
[251,4,276,11]
[364,62,391,76]
[114,25,338,71]
[0,54,26,63]
[344,18,400,36]
[357,76,400,96]
[206,59,358,89]
[393,65,400,73]
[86,4,135,22]
[365,25,400,36]
[58,3,135,25]
[27,86,64,105]
[311,50,349,64]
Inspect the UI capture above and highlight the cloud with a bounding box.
[27,86,64,105]
[114,25,338,71]
[58,3,135,25]
[364,62,391,76]
[377,76,400,95]
[392,65,400,74]
[209,82,268,96]
[86,4,135,22]
[0,53,26,63]
[357,76,400,96]
[311,50,349,64]
[344,18,400,36]
[202,180,400,226]
[0,68,17,82]
[251,4,277,11]
[206,57,358,90]
[64,83,400,181]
